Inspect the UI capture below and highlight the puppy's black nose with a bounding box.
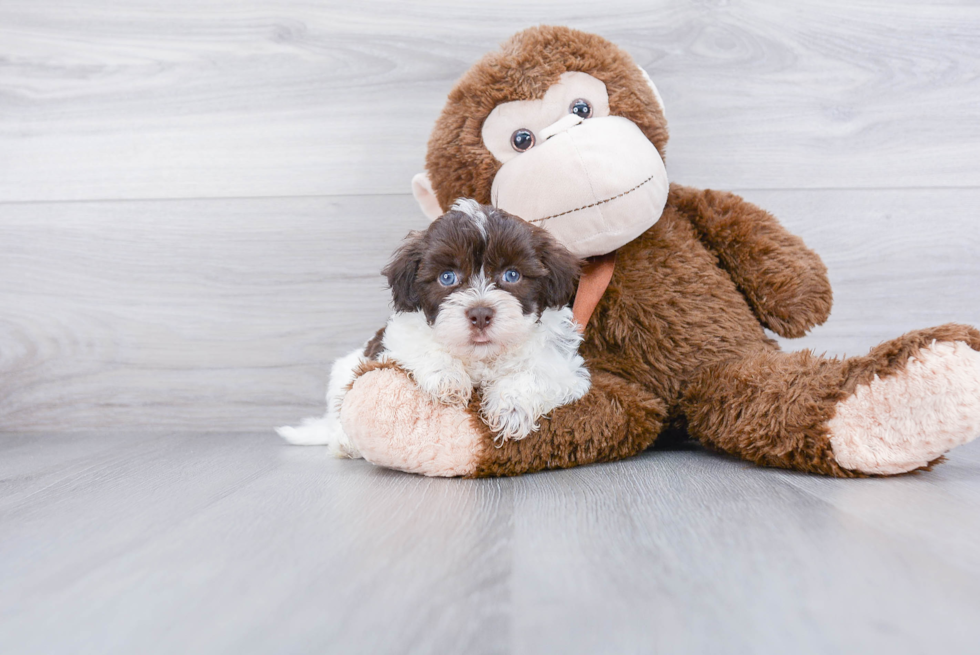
[467,306,494,329]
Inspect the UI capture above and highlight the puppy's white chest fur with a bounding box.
[382,307,591,441]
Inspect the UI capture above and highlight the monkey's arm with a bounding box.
[671,184,833,339]
[340,362,666,477]
[471,370,666,476]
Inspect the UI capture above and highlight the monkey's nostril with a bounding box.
[466,306,494,329]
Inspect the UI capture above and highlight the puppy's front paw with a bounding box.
[416,367,473,407]
[480,389,540,442]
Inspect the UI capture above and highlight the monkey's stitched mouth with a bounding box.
[528,173,656,224]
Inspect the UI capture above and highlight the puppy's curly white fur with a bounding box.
[277,200,591,456]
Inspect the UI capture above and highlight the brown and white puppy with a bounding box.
[277,199,591,456]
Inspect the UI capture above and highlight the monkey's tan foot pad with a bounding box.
[829,341,980,475]
[341,367,485,477]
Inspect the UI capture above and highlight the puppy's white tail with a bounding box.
[276,416,332,445]
[276,345,370,458]
[276,414,360,458]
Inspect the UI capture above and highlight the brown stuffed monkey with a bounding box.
[339,26,980,477]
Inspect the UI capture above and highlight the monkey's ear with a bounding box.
[382,231,426,312]
[535,230,582,310]
[637,66,666,120]
[411,172,443,221]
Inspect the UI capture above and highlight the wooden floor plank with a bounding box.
[2,433,979,653]
[2,1,979,201]
[509,447,980,653]
[0,433,513,655]
[774,452,980,576]
[0,194,418,432]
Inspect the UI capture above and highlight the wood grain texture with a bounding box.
[1,0,979,201]
[2,432,979,653]
[0,189,977,432]
[0,194,422,432]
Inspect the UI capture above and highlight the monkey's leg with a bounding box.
[341,362,666,477]
[680,324,980,476]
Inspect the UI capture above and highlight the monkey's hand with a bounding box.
[672,184,833,339]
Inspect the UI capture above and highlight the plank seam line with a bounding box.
[1,186,980,207]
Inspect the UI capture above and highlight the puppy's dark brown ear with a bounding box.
[382,230,426,312]
[534,228,581,309]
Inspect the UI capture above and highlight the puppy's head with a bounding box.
[383,199,580,358]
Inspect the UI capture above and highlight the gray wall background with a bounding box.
[1,0,978,432]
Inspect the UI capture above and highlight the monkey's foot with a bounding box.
[340,365,486,477]
[829,340,980,475]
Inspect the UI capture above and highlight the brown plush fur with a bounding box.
[366,26,980,477]
[471,184,979,478]
[473,183,852,476]
[469,370,667,477]
[673,188,833,339]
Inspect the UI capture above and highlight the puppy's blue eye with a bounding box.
[438,270,458,286]
[503,269,521,283]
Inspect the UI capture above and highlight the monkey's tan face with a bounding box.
[480,72,669,258]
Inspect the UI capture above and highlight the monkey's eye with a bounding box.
[438,270,458,287]
[510,129,535,152]
[502,269,521,283]
[569,98,593,119]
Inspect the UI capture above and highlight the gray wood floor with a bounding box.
[2,1,980,652]
[3,433,980,654]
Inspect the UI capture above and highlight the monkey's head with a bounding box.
[412,26,669,258]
